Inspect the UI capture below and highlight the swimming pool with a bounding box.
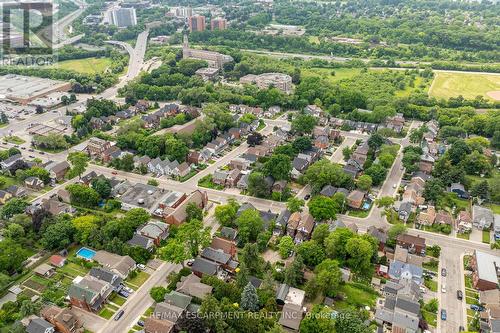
[76,247,96,260]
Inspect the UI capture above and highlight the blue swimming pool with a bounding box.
[76,247,96,260]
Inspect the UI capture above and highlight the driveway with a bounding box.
[72,307,107,333]
[469,229,482,243]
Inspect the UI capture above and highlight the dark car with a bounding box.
[441,309,447,321]
[137,320,145,327]
[471,304,484,312]
[457,290,463,300]
[304,194,311,200]
[118,290,130,298]
[441,268,447,277]
[459,326,465,332]
[114,310,124,321]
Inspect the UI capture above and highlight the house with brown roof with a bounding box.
[347,190,365,209]
[352,142,370,165]
[396,234,426,256]
[419,154,435,174]
[211,236,237,257]
[44,161,70,181]
[176,273,213,299]
[34,263,55,278]
[435,210,453,225]
[137,221,169,246]
[144,317,174,333]
[286,212,314,243]
[456,211,472,233]
[49,255,66,268]
[416,206,436,226]
[93,251,136,279]
[164,190,208,226]
[41,305,82,333]
[278,303,303,331]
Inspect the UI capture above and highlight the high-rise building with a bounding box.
[110,7,137,28]
[210,18,227,31]
[170,6,193,18]
[188,15,205,32]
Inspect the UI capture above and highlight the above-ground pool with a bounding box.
[76,247,96,260]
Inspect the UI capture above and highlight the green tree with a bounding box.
[364,164,387,186]
[186,202,203,222]
[278,235,295,258]
[214,199,240,227]
[300,305,335,333]
[324,227,355,260]
[247,171,271,197]
[72,215,100,244]
[236,209,264,245]
[376,196,395,208]
[0,198,29,219]
[387,224,407,247]
[303,159,352,193]
[67,152,89,179]
[150,286,168,303]
[356,175,372,191]
[312,223,330,245]
[368,133,384,151]
[308,196,338,221]
[313,259,342,297]
[291,114,317,135]
[284,254,304,287]
[240,282,259,312]
[0,239,30,274]
[2,223,24,240]
[335,309,371,333]
[66,184,100,208]
[159,240,190,267]
[292,136,312,152]
[264,154,292,180]
[91,177,112,198]
[41,219,76,250]
[178,219,211,257]
[286,197,304,213]
[296,240,326,267]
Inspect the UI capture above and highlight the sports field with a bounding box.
[429,71,500,101]
[54,57,113,74]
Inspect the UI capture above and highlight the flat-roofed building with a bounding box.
[0,74,71,105]
[471,250,500,291]
[182,34,233,69]
[240,73,293,94]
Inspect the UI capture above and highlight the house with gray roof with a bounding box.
[127,233,155,250]
[220,227,238,240]
[89,267,123,292]
[137,220,169,246]
[388,260,423,285]
[68,275,112,312]
[191,257,220,278]
[275,209,291,236]
[473,205,494,230]
[26,317,55,333]
[320,185,337,197]
[375,294,420,333]
[176,273,213,299]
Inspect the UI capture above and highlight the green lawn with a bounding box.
[198,175,224,190]
[422,309,437,327]
[125,271,150,289]
[333,283,378,310]
[347,209,370,218]
[465,290,479,299]
[486,203,500,215]
[457,232,470,240]
[429,71,500,101]
[423,260,439,273]
[465,275,473,289]
[0,175,22,190]
[58,262,90,277]
[98,307,115,320]
[3,136,25,144]
[54,57,114,74]
[109,293,127,306]
[482,230,491,244]
[424,278,438,292]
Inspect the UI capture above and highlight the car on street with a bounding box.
[441,309,447,321]
[112,171,118,175]
[28,149,33,152]
[441,284,446,293]
[304,194,311,200]
[39,151,45,155]
[441,268,447,277]
[392,184,397,188]
[114,310,124,321]
[457,290,463,300]
[28,155,35,158]
[21,147,25,150]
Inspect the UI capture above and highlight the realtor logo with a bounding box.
[1,1,55,64]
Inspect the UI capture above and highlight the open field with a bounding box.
[301,67,363,84]
[54,57,113,74]
[429,71,500,100]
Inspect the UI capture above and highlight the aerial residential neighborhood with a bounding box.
[0,0,499,333]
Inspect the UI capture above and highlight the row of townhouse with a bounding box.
[141,103,182,129]
[147,157,191,178]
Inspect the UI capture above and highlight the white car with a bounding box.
[137,264,146,270]
[441,284,446,293]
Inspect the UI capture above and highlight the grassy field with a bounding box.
[429,71,500,100]
[334,283,378,310]
[54,57,113,74]
[301,67,364,84]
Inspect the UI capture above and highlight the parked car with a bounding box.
[112,171,118,175]
[459,326,465,331]
[137,320,145,327]
[123,286,134,294]
[441,284,446,293]
[118,290,130,298]
[137,264,146,270]
[457,290,463,300]
[114,310,124,321]
[186,259,194,266]
[471,304,484,312]
[441,268,447,277]
[441,309,447,321]
[304,194,311,200]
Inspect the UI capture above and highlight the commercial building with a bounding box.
[110,7,137,28]
[182,34,233,69]
[471,250,500,291]
[188,15,206,32]
[211,18,227,30]
[239,73,293,94]
[0,74,71,105]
